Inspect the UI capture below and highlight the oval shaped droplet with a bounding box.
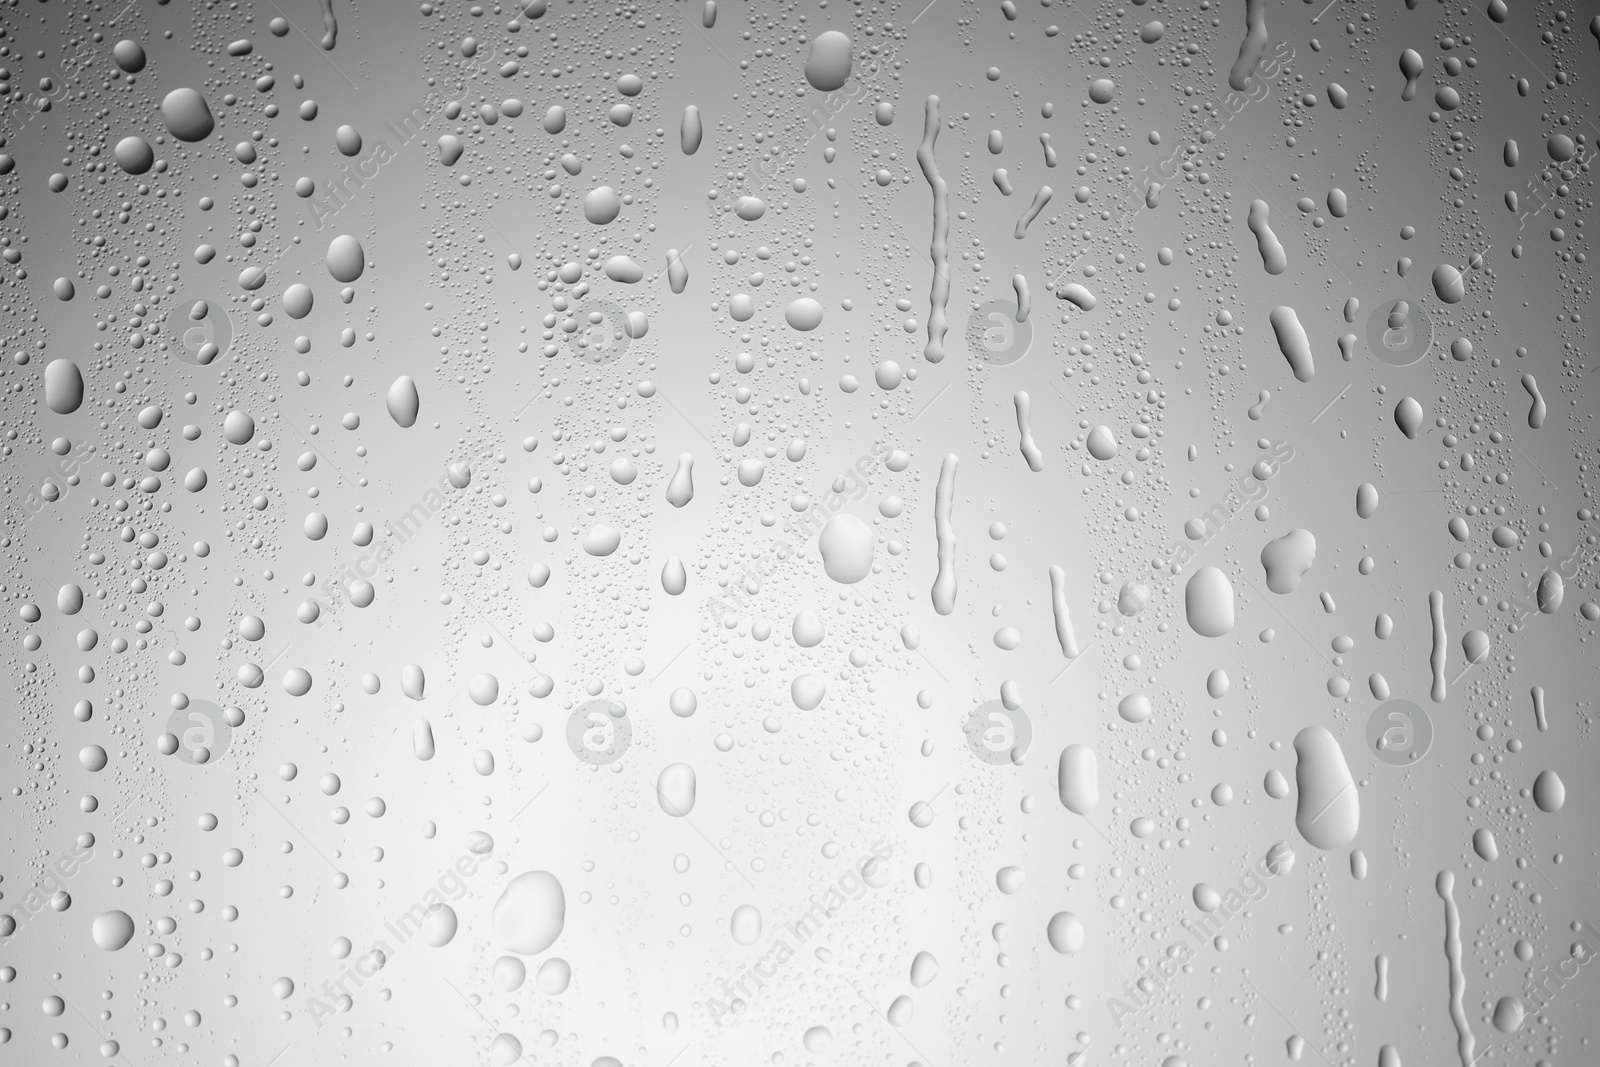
[44,359,85,414]
[1293,725,1360,849]
[1185,566,1236,637]
[386,376,420,428]
[656,762,697,817]
[1057,744,1099,815]
[1532,769,1565,813]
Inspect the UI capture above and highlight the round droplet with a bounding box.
[1492,995,1526,1033]
[282,283,313,319]
[535,957,572,994]
[1086,425,1118,460]
[785,297,824,331]
[791,673,827,710]
[803,1027,832,1053]
[114,136,154,174]
[92,910,135,951]
[1532,769,1565,813]
[326,234,366,282]
[113,40,147,73]
[583,524,621,556]
[792,610,826,647]
[490,1036,523,1066]
[161,87,215,142]
[996,866,1025,894]
[421,903,458,947]
[469,673,500,706]
[491,871,566,954]
[334,125,363,156]
[492,956,526,991]
[583,186,622,225]
[223,410,256,445]
[804,31,853,91]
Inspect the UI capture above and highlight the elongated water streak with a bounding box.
[917,96,950,363]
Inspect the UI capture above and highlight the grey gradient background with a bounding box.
[0,0,1596,1065]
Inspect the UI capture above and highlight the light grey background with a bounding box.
[1,0,1595,1065]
